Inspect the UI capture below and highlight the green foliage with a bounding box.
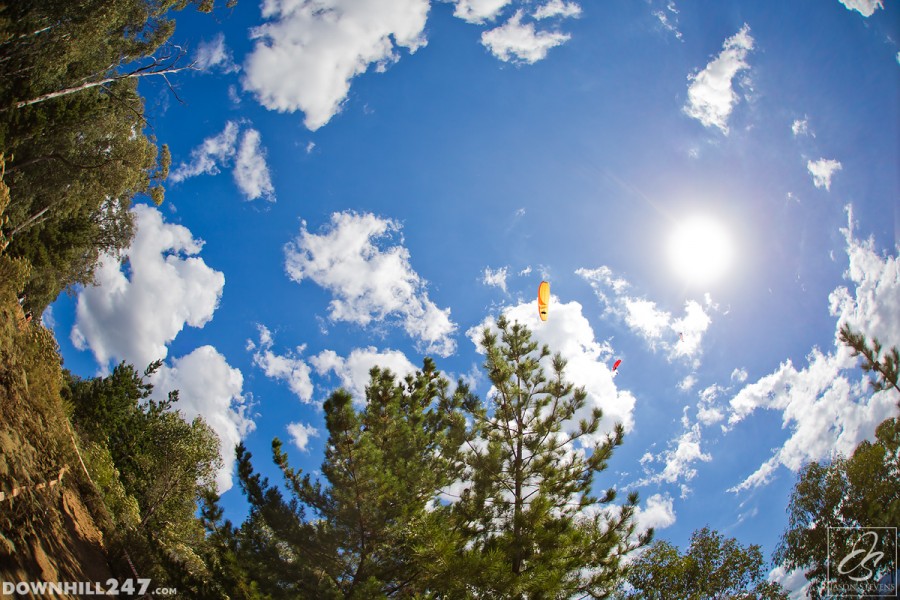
[840,324,900,397]
[622,527,788,599]
[235,358,470,598]
[775,417,900,598]
[0,0,233,314]
[81,440,141,530]
[66,361,223,585]
[444,316,649,598]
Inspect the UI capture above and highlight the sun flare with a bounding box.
[667,215,733,286]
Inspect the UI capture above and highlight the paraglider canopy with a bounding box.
[538,281,550,321]
[613,359,622,371]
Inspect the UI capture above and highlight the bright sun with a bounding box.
[667,215,733,286]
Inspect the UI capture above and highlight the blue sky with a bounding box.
[48,0,898,594]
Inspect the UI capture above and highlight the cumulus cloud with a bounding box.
[194,33,239,73]
[533,0,582,20]
[170,122,276,201]
[633,493,677,534]
[311,346,417,405]
[482,266,509,292]
[284,211,457,356]
[684,24,754,133]
[727,208,900,492]
[151,346,255,493]
[807,158,842,191]
[467,297,637,435]
[243,0,429,131]
[838,0,883,17]
[234,129,276,201]
[576,266,713,362]
[286,421,319,451]
[248,325,315,403]
[450,0,513,23]
[481,10,570,64]
[72,205,225,371]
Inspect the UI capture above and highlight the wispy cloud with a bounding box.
[533,0,582,20]
[577,266,714,363]
[193,33,239,73]
[482,266,509,292]
[285,211,457,356]
[234,129,276,201]
[684,24,754,133]
[727,208,900,492]
[170,122,276,201]
[248,325,314,403]
[807,158,842,191]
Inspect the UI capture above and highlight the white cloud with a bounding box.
[450,0,513,23]
[72,205,225,371]
[791,118,810,137]
[284,211,457,356]
[634,493,677,534]
[533,0,582,20]
[243,0,429,131]
[286,421,319,451]
[577,267,713,362]
[482,266,509,292]
[151,346,254,493]
[170,121,240,183]
[310,346,417,404]
[807,158,842,191]
[481,10,570,64]
[696,384,726,426]
[637,423,712,495]
[234,129,276,201]
[727,209,900,492]
[684,24,754,133]
[170,123,276,201]
[194,33,239,73]
[652,1,682,41]
[731,367,748,383]
[249,325,315,403]
[467,297,636,435]
[768,565,810,599]
[838,0,884,17]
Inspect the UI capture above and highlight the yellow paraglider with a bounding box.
[538,281,550,321]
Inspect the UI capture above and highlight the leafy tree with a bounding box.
[235,359,470,598]
[840,324,900,397]
[774,418,900,598]
[621,526,788,599]
[774,329,899,598]
[0,0,227,313]
[444,316,649,598]
[66,361,222,583]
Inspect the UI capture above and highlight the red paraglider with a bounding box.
[612,359,622,371]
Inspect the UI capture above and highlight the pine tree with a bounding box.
[235,359,470,598]
[446,316,650,598]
